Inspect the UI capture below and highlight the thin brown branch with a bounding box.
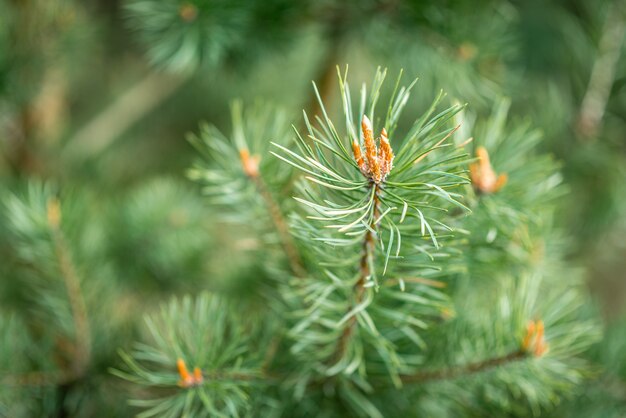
[577,3,626,139]
[64,70,192,161]
[1,370,75,387]
[251,175,306,278]
[384,277,447,288]
[47,199,91,377]
[303,38,341,122]
[399,349,527,385]
[181,348,527,389]
[330,183,381,363]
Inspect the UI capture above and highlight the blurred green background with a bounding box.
[1,0,625,416]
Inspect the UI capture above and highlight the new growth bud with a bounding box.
[469,146,507,194]
[46,198,62,229]
[239,148,261,178]
[521,320,549,357]
[351,115,395,183]
[177,358,204,388]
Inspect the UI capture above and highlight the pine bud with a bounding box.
[46,198,62,229]
[521,320,549,357]
[362,115,381,183]
[193,367,203,384]
[469,146,507,194]
[179,3,198,22]
[354,116,395,183]
[239,148,261,178]
[351,139,368,176]
[177,358,203,387]
[379,127,394,178]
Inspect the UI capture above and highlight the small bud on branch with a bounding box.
[47,198,62,228]
[521,320,549,357]
[469,146,507,194]
[177,358,204,388]
[179,3,198,22]
[239,148,261,178]
[352,115,394,183]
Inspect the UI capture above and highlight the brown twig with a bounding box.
[331,182,381,363]
[2,201,92,391]
[384,277,447,288]
[577,3,626,139]
[254,176,306,277]
[302,12,345,123]
[64,70,192,161]
[240,155,306,278]
[172,348,527,389]
[1,370,76,387]
[47,199,91,377]
[398,349,527,384]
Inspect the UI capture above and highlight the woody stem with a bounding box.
[331,182,381,363]
[50,225,91,377]
[251,174,306,278]
[398,349,527,385]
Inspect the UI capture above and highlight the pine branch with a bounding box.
[64,70,191,161]
[246,162,306,278]
[331,182,381,363]
[577,2,625,139]
[47,198,91,378]
[1,370,75,387]
[398,349,526,384]
[189,102,302,278]
[303,39,341,122]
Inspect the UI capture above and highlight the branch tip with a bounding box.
[47,197,61,228]
[177,358,204,388]
[521,319,549,357]
[469,146,507,194]
[353,115,394,183]
[239,148,261,178]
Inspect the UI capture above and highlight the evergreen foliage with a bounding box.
[1,0,625,417]
[110,70,598,417]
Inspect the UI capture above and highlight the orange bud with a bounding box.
[362,115,381,182]
[379,127,394,179]
[521,321,536,351]
[177,358,192,387]
[47,198,61,228]
[351,140,368,176]
[533,320,549,356]
[470,146,507,194]
[179,3,198,22]
[177,359,204,388]
[239,148,261,178]
[521,319,549,357]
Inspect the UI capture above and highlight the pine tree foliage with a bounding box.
[187,101,300,277]
[109,178,214,291]
[410,99,600,416]
[0,313,56,417]
[551,313,626,418]
[114,70,599,417]
[124,0,303,71]
[0,183,132,416]
[278,68,470,389]
[112,294,265,417]
[2,1,625,416]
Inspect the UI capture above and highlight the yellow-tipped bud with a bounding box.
[239,148,261,178]
[354,116,394,183]
[177,358,204,388]
[521,320,549,357]
[361,115,381,182]
[46,198,61,229]
[469,146,507,194]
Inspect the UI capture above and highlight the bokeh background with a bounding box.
[1,0,625,416]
